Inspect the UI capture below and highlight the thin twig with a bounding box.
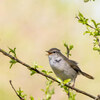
[76,16,100,49]
[0,48,96,99]
[66,45,70,58]
[9,80,24,100]
[76,16,95,29]
[65,45,70,97]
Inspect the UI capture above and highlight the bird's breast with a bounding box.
[48,56,77,81]
[49,56,69,71]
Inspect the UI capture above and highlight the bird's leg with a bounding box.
[72,79,76,88]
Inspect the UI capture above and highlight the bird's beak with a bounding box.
[45,50,51,55]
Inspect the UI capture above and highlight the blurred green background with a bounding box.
[0,0,100,100]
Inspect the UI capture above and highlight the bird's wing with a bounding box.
[60,53,82,73]
[68,59,81,73]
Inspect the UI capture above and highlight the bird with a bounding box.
[46,48,94,87]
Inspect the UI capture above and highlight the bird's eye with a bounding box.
[53,51,56,53]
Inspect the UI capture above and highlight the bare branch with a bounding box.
[0,48,97,99]
[9,80,24,100]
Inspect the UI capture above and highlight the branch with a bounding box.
[76,15,100,52]
[66,45,70,58]
[76,16,100,37]
[9,80,24,100]
[76,16,95,30]
[0,48,97,99]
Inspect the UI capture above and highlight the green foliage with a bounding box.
[17,88,27,100]
[30,63,43,75]
[42,80,54,100]
[17,88,35,100]
[41,70,53,80]
[64,42,74,57]
[56,77,63,83]
[8,47,17,68]
[30,96,34,100]
[63,86,76,100]
[30,70,36,76]
[63,43,76,99]
[63,79,71,84]
[8,46,76,100]
[69,92,76,100]
[84,0,95,2]
[42,70,53,75]
[9,47,16,57]
[78,12,88,25]
[77,12,100,53]
[57,78,76,100]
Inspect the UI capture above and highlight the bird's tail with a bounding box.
[80,71,94,79]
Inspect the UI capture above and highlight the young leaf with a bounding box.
[30,70,36,76]
[56,78,62,83]
[9,47,16,57]
[91,19,97,28]
[42,70,47,74]
[17,88,27,99]
[9,59,17,69]
[78,12,84,18]
[64,42,68,48]
[42,80,54,100]
[30,96,34,100]
[63,79,71,84]
[93,47,100,51]
[84,0,89,2]
[97,23,100,26]
[69,45,74,50]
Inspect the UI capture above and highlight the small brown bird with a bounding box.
[46,48,94,87]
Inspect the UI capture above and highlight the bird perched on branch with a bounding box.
[46,48,94,87]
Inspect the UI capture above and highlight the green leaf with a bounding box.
[69,45,74,50]
[34,63,38,69]
[38,65,43,68]
[84,0,89,2]
[17,88,27,99]
[42,80,54,100]
[42,70,52,75]
[78,12,83,18]
[33,63,43,69]
[91,19,97,28]
[9,59,17,69]
[93,47,100,51]
[42,70,47,74]
[48,71,53,74]
[10,59,16,64]
[9,47,15,54]
[17,88,23,96]
[8,47,16,57]
[69,92,76,100]
[30,96,34,100]
[64,42,68,48]
[56,78,62,83]
[85,19,88,24]
[30,70,36,76]
[41,89,45,92]
[8,47,17,68]
[84,0,95,2]
[97,23,100,26]
[83,31,89,35]
[63,79,71,84]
